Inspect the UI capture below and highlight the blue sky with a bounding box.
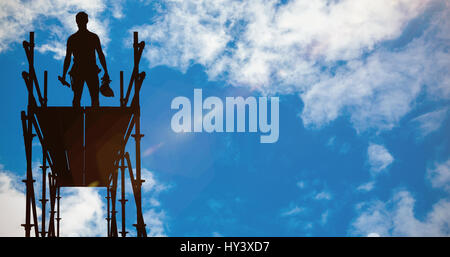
[0,0,449,236]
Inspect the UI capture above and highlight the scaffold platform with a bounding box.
[20,32,147,237]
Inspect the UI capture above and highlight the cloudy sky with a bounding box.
[0,0,449,236]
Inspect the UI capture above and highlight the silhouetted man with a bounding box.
[61,11,109,107]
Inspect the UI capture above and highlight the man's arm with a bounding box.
[62,38,72,79]
[95,36,109,78]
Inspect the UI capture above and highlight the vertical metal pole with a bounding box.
[21,113,31,237]
[110,172,118,237]
[133,31,146,237]
[41,70,48,236]
[30,32,34,71]
[120,154,127,237]
[22,32,40,237]
[120,71,124,107]
[29,32,39,237]
[106,186,111,237]
[29,131,39,237]
[40,147,48,237]
[47,174,55,237]
[120,71,127,237]
[44,71,47,107]
[25,32,34,238]
[56,186,60,237]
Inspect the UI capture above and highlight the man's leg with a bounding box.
[86,73,100,107]
[72,76,84,108]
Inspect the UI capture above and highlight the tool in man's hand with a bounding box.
[58,73,114,97]
[58,76,71,88]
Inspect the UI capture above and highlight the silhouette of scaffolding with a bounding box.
[20,31,147,237]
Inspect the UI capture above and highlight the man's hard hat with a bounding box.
[100,76,114,97]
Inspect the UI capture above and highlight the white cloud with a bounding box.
[143,209,167,237]
[0,165,44,237]
[0,0,116,59]
[351,201,392,236]
[0,170,27,237]
[281,205,304,217]
[314,191,332,200]
[137,0,430,83]
[149,197,160,207]
[300,41,427,130]
[427,159,450,192]
[367,143,394,173]
[133,0,450,131]
[412,108,448,137]
[60,188,106,237]
[0,163,106,237]
[132,168,170,195]
[320,210,329,225]
[357,181,375,192]
[125,168,170,236]
[326,136,336,148]
[359,144,392,192]
[111,0,125,19]
[36,41,66,60]
[296,181,305,189]
[126,168,169,199]
[351,190,450,236]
